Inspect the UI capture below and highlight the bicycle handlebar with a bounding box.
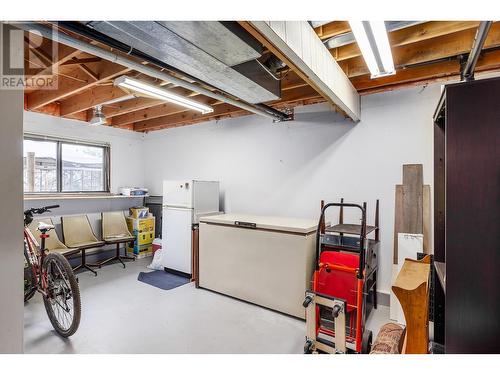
[24,205,60,216]
[24,205,60,226]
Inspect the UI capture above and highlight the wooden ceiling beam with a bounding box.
[131,84,321,132]
[134,103,242,132]
[59,85,127,116]
[111,88,209,126]
[351,49,500,93]
[331,21,482,62]
[341,22,500,78]
[61,57,102,66]
[315,21,351,41]
[110,71,307,126]
[24,39,83,82]
[103,97,165,118]
[26,59,131,110]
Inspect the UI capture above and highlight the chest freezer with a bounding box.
[198,213,318,318]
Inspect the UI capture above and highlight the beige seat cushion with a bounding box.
[62,215,105,249]
[28,218,78,255]
[102,211,134,243]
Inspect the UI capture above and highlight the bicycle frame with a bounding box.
[24,227,50,298]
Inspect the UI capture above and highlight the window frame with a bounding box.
[23,134,111,195]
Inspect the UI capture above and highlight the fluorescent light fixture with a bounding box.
[114,76,214,114]
[349,21,395,78]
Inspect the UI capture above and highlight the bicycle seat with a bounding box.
[37,222,55,232]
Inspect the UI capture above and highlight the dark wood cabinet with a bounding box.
[433,77,500,353]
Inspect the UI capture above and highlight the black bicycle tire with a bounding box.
[42,252,81,337]
[24,244,36,302]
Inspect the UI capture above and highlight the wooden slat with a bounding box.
[394,184,404,264]
[26,60,131,110]
[331,21,481,62]
[315,21,350,40]
[342,22,500,77]
[402,164,424,235]
[423,185,431,254]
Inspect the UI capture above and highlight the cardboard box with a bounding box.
[126,215,155,233]
[134,230,155,246]
[127,243,153,259]
[129,206,150,219]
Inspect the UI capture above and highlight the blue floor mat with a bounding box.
[138,270,190,290]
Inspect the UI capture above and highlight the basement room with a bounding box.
[1,1,499,371]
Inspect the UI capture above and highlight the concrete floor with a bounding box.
[24,258,389,354]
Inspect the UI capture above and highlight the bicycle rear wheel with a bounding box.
[42,252,81,337]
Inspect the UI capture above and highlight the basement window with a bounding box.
[23,135,110,194]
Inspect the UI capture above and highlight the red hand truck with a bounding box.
[303,199,379,354]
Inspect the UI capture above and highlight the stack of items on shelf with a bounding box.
[126,206,156,259]
[119,187,149,196]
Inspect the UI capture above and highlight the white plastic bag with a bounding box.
[147,248,163,270]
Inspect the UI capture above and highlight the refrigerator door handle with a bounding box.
[163,204,193,210]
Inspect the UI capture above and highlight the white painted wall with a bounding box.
[20,84,440,295]
[141,85,440,293]
[23,111,145,193]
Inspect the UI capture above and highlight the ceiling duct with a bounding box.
[86,21,281,104]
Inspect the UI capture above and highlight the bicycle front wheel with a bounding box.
[42,252,81,337]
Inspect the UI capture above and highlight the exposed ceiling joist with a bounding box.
[351,49,500,93]
[340,22,500,77]
[60,85,128,117]
[324,21,424,50]
[330,21,481,62]
[26,60,131,110]
[314,21,351,40]
[103,97,164,118]
[20,21,500,132]
[132,84,321,132]
[67,70,306,126]
[111,88,207,126]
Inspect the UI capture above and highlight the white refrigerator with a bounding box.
[161,180,220,276]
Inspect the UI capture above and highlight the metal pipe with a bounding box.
[19,22,289,122]
[462,21,493,81]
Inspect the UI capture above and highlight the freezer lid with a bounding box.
[199,213,318,234]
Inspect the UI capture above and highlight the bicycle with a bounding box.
[24,205,81,337]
